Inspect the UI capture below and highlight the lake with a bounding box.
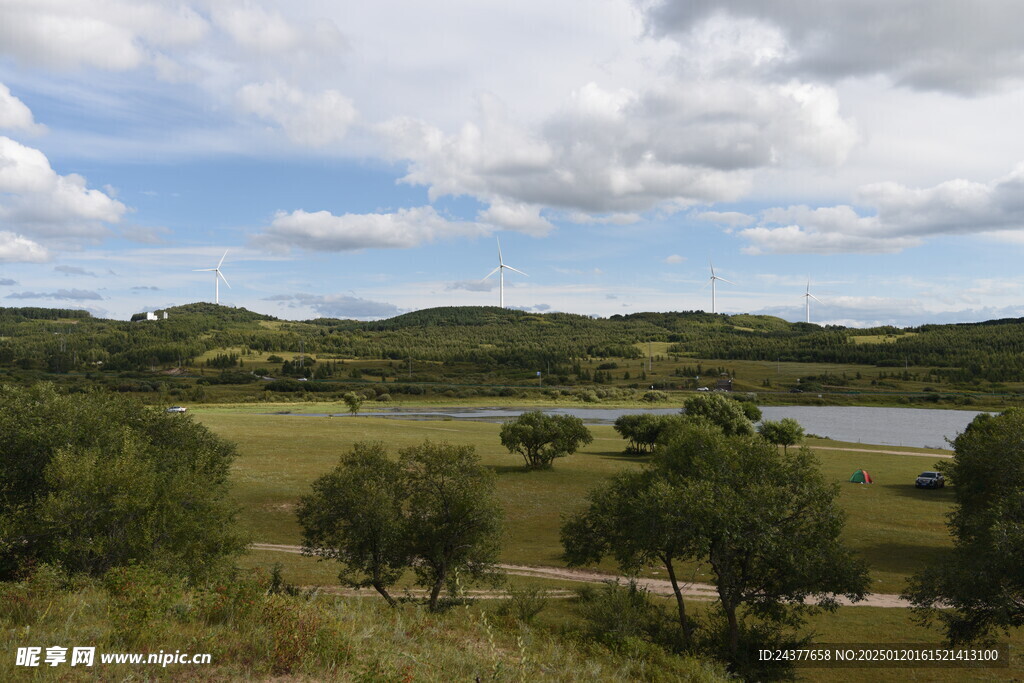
[297,405,991,449]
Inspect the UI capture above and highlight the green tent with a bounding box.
[849,469,873,484]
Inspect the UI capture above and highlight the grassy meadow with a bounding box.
[198,411,955,594]
[195,407,1024,680]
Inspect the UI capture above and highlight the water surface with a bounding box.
[279,405,988,449]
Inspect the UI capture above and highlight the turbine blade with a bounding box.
[218,270,231,288]
[700,279,711,290]
[503,265,528,277]
[809,294,822,303]
[218,250,228,269]
[708,259,715,277]
[482,267,501,281]
[497,237,503,265]
[193,268,215,272]
[716,277,735,285]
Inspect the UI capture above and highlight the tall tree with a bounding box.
[342,391,363,415]
[680,394,756,436]
[297,442,406,606]
[757,418,806,454]
[656,424,869,658]
[905,409,1024,644]
[562,471,702,645]
[401,441,504,610]
[562,421,869,666]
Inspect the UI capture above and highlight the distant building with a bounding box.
[132,310,169,322]
[716,374,733,391]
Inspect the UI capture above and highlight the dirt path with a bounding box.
[251,543,911,608]
[808,445,951,459]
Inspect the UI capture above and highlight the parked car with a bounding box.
[696,386,710,392]
[915,471,945,489]
[166,406,187,413]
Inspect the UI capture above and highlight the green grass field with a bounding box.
[197,412,956,594]
[190,410,1024,680]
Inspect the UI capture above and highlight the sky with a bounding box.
[2,1,1024,326]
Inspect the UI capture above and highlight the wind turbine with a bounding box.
[702,260,734,314]
[482,238,527,309]
[803,278,822,324]
[194,250,231,305]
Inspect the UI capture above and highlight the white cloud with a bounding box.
[740,164,1024,254]
[476,200,554,235]
[211,5,344,55]
[663,254,685,264]
[7,288,101,300]
[212,5,301,53]
[641,1,1024,95]
[0,231,49,263]
[237,80,357,147]
[0,136,126,238]
[256,206,490,252]
[379,74,855,217]
[54,264,97,276]
[264,292,399,319]
[0,1,208,71]
[0,83,45,134]
[564,212,641,225]
[446,280,496,292]
[696,211,755,227]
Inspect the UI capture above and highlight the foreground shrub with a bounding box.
[574,580,679,650]
[496,585,549,625]
[0,383,246,581]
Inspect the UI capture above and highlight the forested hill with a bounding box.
[1,303,1024,381]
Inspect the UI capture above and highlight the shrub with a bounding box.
[496,585,549,624]
[0,383,245,581]
[641,390,669,403]
[575,580,675,649]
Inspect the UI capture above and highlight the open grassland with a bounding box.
[195,411,1024,680]
[198,413,955,596]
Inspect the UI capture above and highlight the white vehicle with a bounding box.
[166,406,187,413]
[696,387,710,392]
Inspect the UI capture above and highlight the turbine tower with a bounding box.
[803,278,822,324]
[194,250,231,305]
[482,238,527,308]
[702,260,734,314]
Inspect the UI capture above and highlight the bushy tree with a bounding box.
[680,394,756,436]
[297,440,503,611]
[562,420,869,668]
[296,442,406,606]
[758,418,805,454]
[562,471,701,645]
[401,441,503,609]
[0,383,244,581]
[342,391,363,415]
[499,411,593,469]
[905,409,1024,644]
[613,414,684,454]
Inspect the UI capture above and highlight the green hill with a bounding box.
[2,304,1024,395]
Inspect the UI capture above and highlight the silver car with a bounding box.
[915,471,945,489]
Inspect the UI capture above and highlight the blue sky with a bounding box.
[3,1,1024,326]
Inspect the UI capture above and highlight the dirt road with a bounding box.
[251,543,911,608]
[808,445,951,459]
